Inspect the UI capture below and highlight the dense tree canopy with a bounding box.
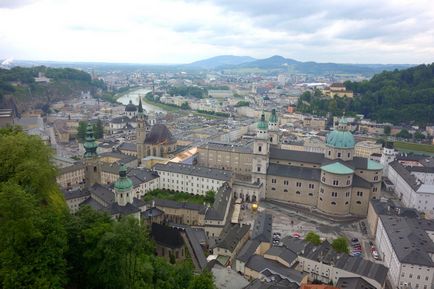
[0,127,215,289]
[168,86,207,99]
[297,63,434,125]
[304,231,321,245]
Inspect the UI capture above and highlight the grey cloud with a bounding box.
[190,0,432,43]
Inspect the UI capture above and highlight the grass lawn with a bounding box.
[394,141,434,154]
[143,189,214,205]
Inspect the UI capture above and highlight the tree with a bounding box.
[234,101,249,107]
[414,131,426,140]
[77,121,87,142]
[94,119,104,139]
[331,237,349,254]
[384,125,391,136]
[181,102,190,110]
[396,129,413,139]
[0,184,67,289]
[204,190,215,204]
[0,127,68,289]
[304,231,321,245]
[188,271,216,289]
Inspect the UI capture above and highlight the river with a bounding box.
[116,88,164,113]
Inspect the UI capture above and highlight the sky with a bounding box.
[0,0,433,64]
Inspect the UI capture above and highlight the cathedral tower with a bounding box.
[252,112,269,199]
[136,97,148,164]
[268,108,279,145]
[84,123,101,187]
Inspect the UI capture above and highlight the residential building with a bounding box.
[355,141,382,159]
[375,215,434,289]
[154,162,233,195]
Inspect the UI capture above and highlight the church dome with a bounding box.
[125,100,137,112]
[326,129,355,149]
[144,124,176,145]
[114,164,133,191]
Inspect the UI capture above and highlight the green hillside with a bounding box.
[297,63,434,125]
[0,66,106,112]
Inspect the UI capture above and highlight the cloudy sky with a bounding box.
[0,0,433,64]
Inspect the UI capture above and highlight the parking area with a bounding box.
[239,200,383,263]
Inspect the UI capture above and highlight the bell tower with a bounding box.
[136,97,147,164]
[84,123,101,187]
[114,163,134,206]
[252,112,269,199]
[268,108,279,145]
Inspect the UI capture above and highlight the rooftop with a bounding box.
[214,224,250,252]
[268,163,321,181]
[379,215,434,267]
[321,162,354,175]
[154,162,232,182]
[251,212,273,243]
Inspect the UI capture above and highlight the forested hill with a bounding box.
[0,66,105,113]
[297,63,434,125]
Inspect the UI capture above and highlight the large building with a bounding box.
[375,215,434,289]
[198,111,383,216]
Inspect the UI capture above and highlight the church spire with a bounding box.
[84,123,98,159]
[138,96,143,114]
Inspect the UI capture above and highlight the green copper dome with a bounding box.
[326,117,355,149]
[257,112,268,130]
[321,162,354,175]
[84,123,98,159]
[114,164,133,192]
[326,130,355,148]
[269,108,278,123]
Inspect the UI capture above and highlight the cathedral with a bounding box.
[135,98,177,162]
[198,110,383,216]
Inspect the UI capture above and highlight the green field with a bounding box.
[394,141,434,154]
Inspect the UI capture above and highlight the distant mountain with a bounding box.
[229,55,413,75]
[186,55,256,69]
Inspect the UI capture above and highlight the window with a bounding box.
[332,192,338,197]
[296,191,300,195]
[284,180,289,185]
[322,177,325,182]
[346,180,351,185]
[337,152,341,158]
[257,167,261,172]
[356,201,361,204]
[328,150,331,156]
[417,275,420,279]
[320,197,323,201]
[373,187,378,192]
[333,180,339,185]
[374,176,378,181]
[346,192,350,197]
[347,153,350,158]
[272,179,277,184]
[271,187,276,191]
[320,188,324,194]
[308,193,313,196]
[296,182,302,187]
[309,184,314,189]
[258,146,262,152]
[284,189,288,192]
[331,201,336,205]
[345,201,348,205]
[357,191,363,197]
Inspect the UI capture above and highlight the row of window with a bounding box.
[319,197,362,205]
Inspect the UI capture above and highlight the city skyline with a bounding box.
[0,0,433,64]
